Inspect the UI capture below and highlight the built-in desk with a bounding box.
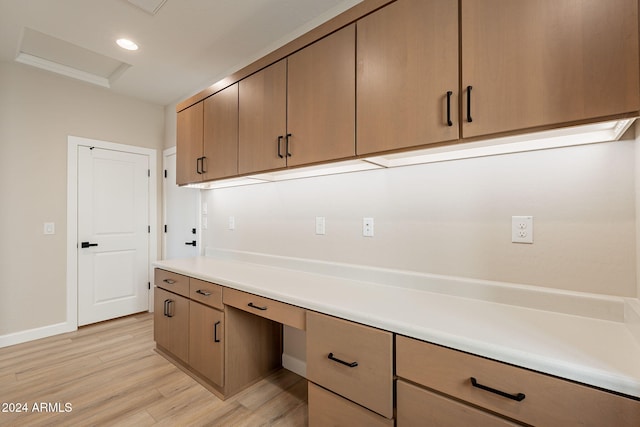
[154,254,640,425]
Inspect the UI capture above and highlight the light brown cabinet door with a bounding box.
[203,83,238,180]
[461,0,640,139]
[287,24,356,167]
[189,301,224,387]
[238,59,287,174]
[176,101,204,185]
[153,287,189,363]
[357,0,459,156]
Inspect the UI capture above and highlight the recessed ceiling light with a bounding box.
[116,38,139,51]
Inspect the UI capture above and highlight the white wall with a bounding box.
[0,61,164,337]
[203,135,637,298]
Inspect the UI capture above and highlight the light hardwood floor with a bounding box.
[0,313,307,426]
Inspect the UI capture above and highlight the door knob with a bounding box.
[185,241,197,246]
[81,242,98,248]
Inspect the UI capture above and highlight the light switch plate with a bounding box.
[315,217,326,235]
[44,222,55,235]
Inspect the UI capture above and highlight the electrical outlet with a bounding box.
[512,216,533,244]
[363,217,374,237]
[228,216,235,230]
[315,217,326,235]
[43,222,55,235]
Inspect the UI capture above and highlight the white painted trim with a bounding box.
[66,135,157,335]
[282,354,307,379]
[0,322,76,348]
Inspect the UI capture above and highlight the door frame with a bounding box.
[67,135,157,330]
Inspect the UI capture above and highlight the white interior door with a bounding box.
[163,148,200,259]
[78,146,150,326]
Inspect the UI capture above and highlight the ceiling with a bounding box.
[0,0,362,106]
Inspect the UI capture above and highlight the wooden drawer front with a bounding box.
[154,268,189,297]
[396,335,640,427]
[308,382,393,427]
[223,287,305,330]
[397,380,519,427]
[306,311,393,418]
[189,278,223,310]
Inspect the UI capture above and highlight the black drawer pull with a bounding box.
[163,279,176,285]
[446,90,453,126]
[285,133,292,157]
[214,321,221,343]
[470,377,525,402]
[163,299,174,318]
[328,353,358,368]
[196,289,211,296]
[248,302,267,311]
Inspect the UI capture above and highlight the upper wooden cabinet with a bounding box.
[238,59,287,175]
[287,23,356,167]
[461,0,640,138]
[176,101,203,186]
[356,0,459,155]
[239,24,356,175]
[203,83,239,180]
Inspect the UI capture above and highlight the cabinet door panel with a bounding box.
[203,84,238,180]
[189,301,224,387]
[153,287,189,362]
[462,0,640,138]
[176,102,204,185]
[238,59,287,174]
[287,24,356,166]
[357,0,459,155]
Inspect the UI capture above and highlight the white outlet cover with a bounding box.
[512,216,533,244]
[228,216,235,230]
[363,217,374,237]
[315,217,326,235]
[43,222,55,235]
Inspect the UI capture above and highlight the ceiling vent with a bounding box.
[126,0,168,16]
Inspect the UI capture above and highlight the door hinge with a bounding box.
[164,224,167,233]
[148,225,151,233]
[148,282,151,290]
[164,169,167,178]
[148,169,150,177]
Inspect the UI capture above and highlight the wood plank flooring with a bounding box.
[0,313,307,426]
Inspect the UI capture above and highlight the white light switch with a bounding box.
[315,217,326,235]
[363,217,374,237]
[44,222,55,235]
[228,216,235,230]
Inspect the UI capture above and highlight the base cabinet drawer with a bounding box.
[397,380,520,427]
[396,335,640,427]
[306,311,393,419]
[308,382,393,427]
[155,269,190,297]
[223,287,306,330]
[190,278,223,310]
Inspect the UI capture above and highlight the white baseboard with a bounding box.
[282,353,307,379]
[0,321,76,349]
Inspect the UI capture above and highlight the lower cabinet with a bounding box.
[153,269,282,399]
[306,311,394,425]
[396,335,640,427]
[188,300,224,388]
[153,287,189,363]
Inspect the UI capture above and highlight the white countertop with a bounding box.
[154,254,640,399]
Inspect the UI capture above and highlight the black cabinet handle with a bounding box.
[185,241,197,246]
[196,157,202,174]
[466,85,473,123]
[327,352,358,368]
[285,133,292,157]
[163,279,176,285]
[200,156,207,174]
[81,242,98,248]
[164,299,174,318]
[470,377,525,402]
[277,135,284,159]
[446,91,453,127]
[248,302,267,311]
[214,321,221,342]
[196,289,211,296]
